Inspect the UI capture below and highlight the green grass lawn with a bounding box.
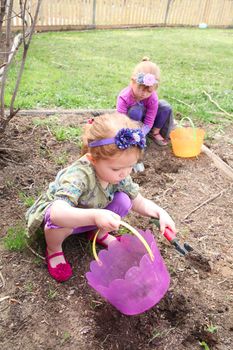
[5,28,233,123]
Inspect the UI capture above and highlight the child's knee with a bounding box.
[128,105,144,122]
[158,99,172,114]
[110,192,132,218]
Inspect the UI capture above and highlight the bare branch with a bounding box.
[5,0,13,61]
[10,0,42,115]
[0,9,23,23]
[25,0,42,47]
[0,62,6,69]
[0,33,23,121]
[0,0,7,33]
[20,0,27,44]
[0,0,42,135]
[0,33,23,79]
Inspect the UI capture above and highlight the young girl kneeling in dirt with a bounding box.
[26,113,176,283]
[117,57,174,146]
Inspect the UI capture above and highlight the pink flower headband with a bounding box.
[135,72,158,86]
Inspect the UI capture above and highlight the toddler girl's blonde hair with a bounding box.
[132,57,160,88]
[82,112,144,160]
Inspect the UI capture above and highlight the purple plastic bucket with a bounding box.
[86,229,170,315]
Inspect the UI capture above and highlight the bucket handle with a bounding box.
[92,220,155,264]
[177,116,197,140]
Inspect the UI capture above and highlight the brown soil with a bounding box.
[0,115,233,350]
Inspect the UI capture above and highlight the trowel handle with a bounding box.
[163,227,176,242]
[149,218,176,242]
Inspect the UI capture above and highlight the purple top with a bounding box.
[116,86,159,134]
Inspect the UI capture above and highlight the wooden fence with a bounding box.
[11,0,233,30]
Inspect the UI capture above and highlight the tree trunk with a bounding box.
[0,0,6,34]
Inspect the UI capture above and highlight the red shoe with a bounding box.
[87,232,109,248]
[87,232,121,248]
[45,250,73,283]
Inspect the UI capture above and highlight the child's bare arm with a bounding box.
[132,193,176,234]
[50,199,121,232]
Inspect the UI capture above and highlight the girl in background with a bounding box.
[117,57,174,146]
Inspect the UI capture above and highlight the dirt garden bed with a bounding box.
[0,114,233,350]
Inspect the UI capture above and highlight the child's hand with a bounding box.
[132,194,176,234]
[94,209,121,232]
[158,209,176,235]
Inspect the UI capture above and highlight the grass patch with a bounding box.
[206,323,218,334]
[33,116,82,143]
[32,115,60,127]
[199,341,210,350]
[52,151,69,166]
[18,192,35,208]
[4,225,28,251]
[53,126,82,142]
[48,286,58,299]
[5,28,233,124]
[60,331,71,345]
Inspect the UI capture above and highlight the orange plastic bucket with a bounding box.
[170,118,205,158]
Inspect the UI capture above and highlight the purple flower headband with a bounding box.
[88,128,146,149]
[135,72,158,86]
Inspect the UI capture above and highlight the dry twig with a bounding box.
[171,97,196,110]
[203,90,233,119]
[0,147,22,152]
[0,271,5,288]
[26,243,45,261]
[183,187,228,220]
[0,296,10,303]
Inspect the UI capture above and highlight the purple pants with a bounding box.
[44,192,132,234]
[128,99,174,138]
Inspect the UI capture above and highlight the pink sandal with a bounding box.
[152,133,168,146]
[87,231,121,248]
[46,249,73,283]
